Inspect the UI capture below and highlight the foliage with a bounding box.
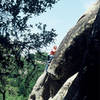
[17,52,47,97]
[0,52,47,100]
[0,0,57,72]
[0,0,59,99]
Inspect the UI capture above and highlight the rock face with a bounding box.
[28,1,100,100]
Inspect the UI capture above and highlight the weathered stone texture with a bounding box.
[28,1,100,100]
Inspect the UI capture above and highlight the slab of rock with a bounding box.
[48,0,100,79]
[48,73,78,100]
[28,1,100,100]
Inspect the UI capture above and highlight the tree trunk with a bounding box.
[2,91,6,100]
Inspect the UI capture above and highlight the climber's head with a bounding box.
[53,45,57,50]
[50,45,57,55]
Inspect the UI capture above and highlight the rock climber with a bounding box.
[45,45,57,72]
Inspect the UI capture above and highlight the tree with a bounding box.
[17,52,48,98]
[0,0,59,99]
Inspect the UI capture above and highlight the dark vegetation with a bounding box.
[0,0,59,99]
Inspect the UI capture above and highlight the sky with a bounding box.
[29,0,97,52]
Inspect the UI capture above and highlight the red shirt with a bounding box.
[50,50,56,55]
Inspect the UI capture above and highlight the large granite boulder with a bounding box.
[28,1,100,100]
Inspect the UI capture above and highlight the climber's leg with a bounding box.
[45,62,49,72]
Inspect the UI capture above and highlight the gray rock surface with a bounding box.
[28,1,100,100]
